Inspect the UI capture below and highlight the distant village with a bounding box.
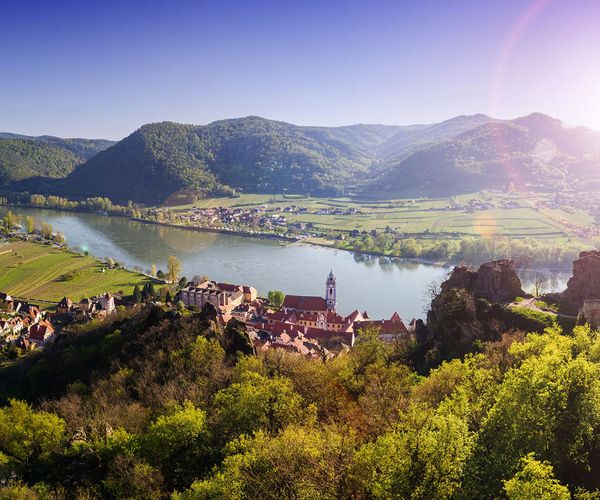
[0,271,415,359]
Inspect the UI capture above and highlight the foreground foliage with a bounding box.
[1,305,600,498]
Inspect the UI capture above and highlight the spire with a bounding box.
[326,269,336,311]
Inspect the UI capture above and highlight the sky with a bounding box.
[1,0,600,139]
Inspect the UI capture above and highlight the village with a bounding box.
[0,270,415,359]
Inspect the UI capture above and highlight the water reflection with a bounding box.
[0,207,569,319]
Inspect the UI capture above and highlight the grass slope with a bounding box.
[0,241,152,302]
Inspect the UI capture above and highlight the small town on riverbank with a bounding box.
[0,258,415,359]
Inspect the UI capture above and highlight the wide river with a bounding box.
[1,207,569,320]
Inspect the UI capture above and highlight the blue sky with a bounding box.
[1,0,600,139]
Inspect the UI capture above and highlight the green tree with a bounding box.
[24,216,35,234]
[210,372,305,443]
[40,222,53,239]
[465,329,600,497]
[504,453,570,500]
[140,402,209,489]
[0,400,66,480]
[267,290,285,308]
[178,425,356,500]
[350,397,473,499]
[132,284,142,304]
[151,263,157,278]
[167,255,181,283]
[2,211,19,230]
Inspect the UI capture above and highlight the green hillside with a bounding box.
[0,139,82,187]
[59,117,391,204]
[4,113,600,204]
[377,115,600,193]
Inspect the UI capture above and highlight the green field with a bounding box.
[170,191,592,244]
[0,241,152,303]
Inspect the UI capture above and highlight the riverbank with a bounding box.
[131,217,300,243]
[3,202,579,272]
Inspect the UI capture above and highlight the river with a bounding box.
[0,207,569,320]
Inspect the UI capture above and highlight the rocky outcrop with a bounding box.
[562,251,600,312]
[440,265,477,293]
[471,259,524,302]
[415,259,526,373]
[441,259,524,303]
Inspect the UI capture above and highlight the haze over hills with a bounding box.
[4,113,600,204]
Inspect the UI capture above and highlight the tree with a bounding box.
[140,402,209,490]
[2,211,19,230]
[0,400,66,480]
[133,284,142,304]
[165,291,172,303]
[166,256,182,283]
[268,290,285,308]
[40,222,53,239]
[179,425,355,500]
[151,264,157,278]
[350,398,473,499]
[504,453,570,500]
[465,329,600,497]
[533,272,548,297]
[210,372,304,443]
[178,276,188,289]
[24,216,35,234]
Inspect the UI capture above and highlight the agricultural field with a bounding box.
[169,190,593,244]
[0,241,152,303]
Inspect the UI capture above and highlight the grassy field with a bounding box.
[170,191,590,244]
[0,241,152,303]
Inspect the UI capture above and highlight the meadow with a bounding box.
[0,241,151,303]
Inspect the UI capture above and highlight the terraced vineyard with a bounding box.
[0,241,152,302]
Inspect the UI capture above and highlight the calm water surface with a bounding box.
[0,207,568,320]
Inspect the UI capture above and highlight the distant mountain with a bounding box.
[4,113,600,204]
[376,113,600,194]
[53,117,396,204]
[376,114,494,162]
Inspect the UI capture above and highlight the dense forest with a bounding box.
[52,118,398,204]
[0,132,115,160]
[0,139,83,187]
[0,300,598,498]
[6,113,600,204]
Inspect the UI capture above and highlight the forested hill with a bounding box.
[0,139,83,187]
[5,113,600,203]
[0,133,115,189]
[56,117,400,204]
[0,132,115,160]
[377,113,600,194]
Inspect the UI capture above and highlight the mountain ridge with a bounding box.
[5,113,600,204]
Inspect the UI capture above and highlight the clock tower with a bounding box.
[326,270,337,311]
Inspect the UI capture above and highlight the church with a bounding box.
[279,271,364,333]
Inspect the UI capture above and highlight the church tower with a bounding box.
[326,270,336,311]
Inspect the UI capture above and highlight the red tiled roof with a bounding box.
[282,295,327,312]
[354,312,409,335]
[216,283,242,293]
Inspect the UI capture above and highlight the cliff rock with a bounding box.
[562,251,600,311]
[441,259,524,303]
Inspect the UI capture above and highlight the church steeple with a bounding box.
[326,270,336,311]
